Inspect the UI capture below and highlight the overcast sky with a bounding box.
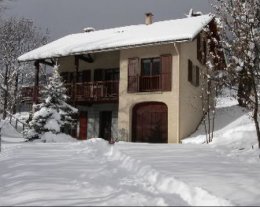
[5,0,212,41]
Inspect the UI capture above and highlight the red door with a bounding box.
[79,112,88,140]
[133,102,168,143]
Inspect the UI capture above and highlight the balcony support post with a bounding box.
[74,56,79,106]
[33,60,40,106]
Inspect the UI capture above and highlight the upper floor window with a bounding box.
[128,55,172,93]
[141,58,161,76]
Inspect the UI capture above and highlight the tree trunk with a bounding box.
[237,69,252,107]
[3,65,9,119]
[250,71,260,148]
[12,73,19,114]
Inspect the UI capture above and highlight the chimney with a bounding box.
[145,12,153,25]
[83,27,95,33]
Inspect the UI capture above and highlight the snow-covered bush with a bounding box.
[26,64,78,141]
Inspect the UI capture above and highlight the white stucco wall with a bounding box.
[179,38,206,140]
[118,43,180,143]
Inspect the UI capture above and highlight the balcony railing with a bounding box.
[139,75,161,92]
[21,81,119,103]
[66,80,119,102]
[128,74,170,92]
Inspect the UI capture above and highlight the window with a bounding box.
[60,72,74,83]
[140,58,161,92]
[94,68,119,82]
[188,59,200,87]
[141,58,161,76]
[77,70,91,83]
[105,69,119,81]
[128,55,172,93]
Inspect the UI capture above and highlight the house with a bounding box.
[18,12,221,143]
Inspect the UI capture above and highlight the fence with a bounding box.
[5,111,29,137]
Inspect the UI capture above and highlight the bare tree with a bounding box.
[0,17,48,118]
[199,19,225,143]
[213,0,260,148]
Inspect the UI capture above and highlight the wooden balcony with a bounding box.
[66,80,119,103]
[21,81,119,104]
[128,74,171,92]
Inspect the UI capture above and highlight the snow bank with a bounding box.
[0,120,22,138]
[87,139,233,206]
[182,91,260,163]
[40,132,77,143]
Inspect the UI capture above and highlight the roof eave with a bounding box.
[18,38,191,63]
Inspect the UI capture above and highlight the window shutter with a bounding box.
[161,55,172,91]
[197,34,202,62]
[128,58,139,92]
[202,39,207,65]
[196,66,200,87]
[188,59,193,83]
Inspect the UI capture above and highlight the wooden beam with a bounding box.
[73,56,79,106]
[76,54,94,63]
[38,59,55,67]
[33,61,40,105]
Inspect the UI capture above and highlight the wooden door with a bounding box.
[133,102,168,143]
[99,111,112,141]
[79,112,88,140]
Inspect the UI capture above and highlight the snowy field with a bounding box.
[0,94,260,206]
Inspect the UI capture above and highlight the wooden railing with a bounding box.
[21,81,119,103]
[67,80,119,102]
[139,75,161,92]
[128,74,170,92]
[5,111,29,136]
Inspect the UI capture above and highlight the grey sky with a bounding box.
[5,0,212,41]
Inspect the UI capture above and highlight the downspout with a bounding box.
[174,43,181,143]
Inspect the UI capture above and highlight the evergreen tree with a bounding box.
[27,64,78,140]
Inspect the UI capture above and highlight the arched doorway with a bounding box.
[132,102,168,143]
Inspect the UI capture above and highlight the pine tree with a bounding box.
[27,64,78,140]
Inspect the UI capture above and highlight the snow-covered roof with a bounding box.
[18,14,214,62]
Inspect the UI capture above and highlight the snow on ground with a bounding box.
[0,140,188,206]
[182,89,260,163]
[1,90,260,206]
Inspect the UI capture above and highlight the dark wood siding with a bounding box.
[128,58,139,92]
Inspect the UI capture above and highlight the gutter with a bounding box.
[174,43,181,144]
[18,38,190,63]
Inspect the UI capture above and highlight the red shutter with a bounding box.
[128,58,139,92]
[188,59,193,83]
[161,55,172,91]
